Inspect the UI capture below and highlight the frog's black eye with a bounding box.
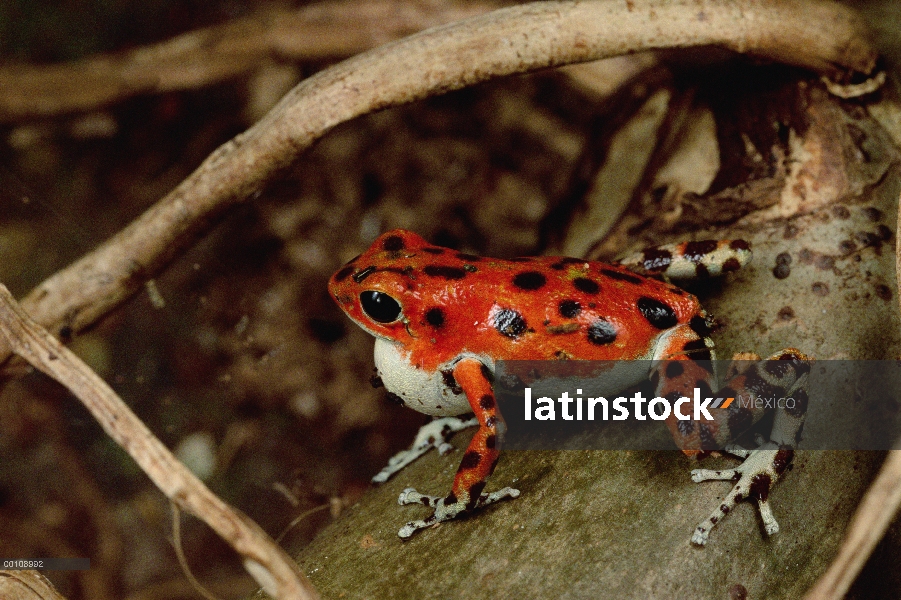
[360,291,402,323]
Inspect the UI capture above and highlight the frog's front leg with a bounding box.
[651,325,811,545]
[396,359,520,538]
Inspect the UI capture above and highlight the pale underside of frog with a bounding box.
[330,230,810,545]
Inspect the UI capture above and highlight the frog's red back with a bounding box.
[329,230,702,371]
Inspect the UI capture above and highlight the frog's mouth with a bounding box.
[403,319,417,339]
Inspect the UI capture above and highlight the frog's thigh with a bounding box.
[648,324,809,453]
[687,348,810,545]
[730,350,810,447]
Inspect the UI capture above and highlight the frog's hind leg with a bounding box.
[617,239,752,280]
[396,359,519,538]
[687,349,810,545]
[371,416,478,484]
[649,325,811,545]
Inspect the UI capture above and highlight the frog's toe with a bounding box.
[398,514,440,539]
[396,493,465,539]
[690,444,792,546]
[691,467,739,483]
[397,487,441,507]
[396,487,520,539]
[483,486,521,504]
[722,443,753,459]
[758,499,780,536]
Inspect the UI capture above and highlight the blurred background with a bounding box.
[0,1,899,598]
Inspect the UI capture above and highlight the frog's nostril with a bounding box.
[360,291,402,323]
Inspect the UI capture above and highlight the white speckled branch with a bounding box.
[10,0,877,363]
[0,285,319,600]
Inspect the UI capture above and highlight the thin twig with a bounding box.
[0,285,318,600]
[171,503,222,600]
[2,0,877,369]
[276,504,331,544]
[804,450,901,600]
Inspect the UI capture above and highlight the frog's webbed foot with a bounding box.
[372,416,478,484]
[396,486,521,539]
[690,442,794,546]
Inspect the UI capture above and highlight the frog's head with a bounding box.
[329,230,472,342]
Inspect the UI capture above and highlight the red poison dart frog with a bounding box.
[330,230,810,544]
